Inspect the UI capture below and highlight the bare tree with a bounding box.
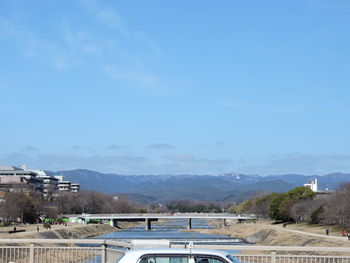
[291,198,326,223]
[321,183,350,227]
[56,190,144,214]
[0,192,43,223]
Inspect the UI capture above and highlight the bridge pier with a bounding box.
[145,218,152,230]
[221,219,227,228]
[110,219,118,228]
[187,218,192,230]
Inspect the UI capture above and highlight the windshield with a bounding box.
[114,253,125,263]
[226,255,240,263]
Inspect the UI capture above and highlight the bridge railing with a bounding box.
[62,213,257,218]
[1,239,350,263]
[0,239,130,263]
[175,244,350,263]
[235,254,350,263]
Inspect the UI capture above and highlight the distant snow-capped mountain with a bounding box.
[50,169,350,204]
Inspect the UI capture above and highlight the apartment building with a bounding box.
[0,165,80,197]
[54,175,80,193]
[0,165,44,193]
[71,183,80,192]
[54,175,71,191]
[31,169,59,198]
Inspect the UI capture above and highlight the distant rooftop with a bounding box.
[31,169,48,176]
[0,165,22,171]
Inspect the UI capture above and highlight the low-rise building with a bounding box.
[0,165,80,198]
[0,165,80,196]
[71,183,80,192]
[57,180,71,192]
[31,169,59,199]
[54,175,80,193]
[0,165,44,194]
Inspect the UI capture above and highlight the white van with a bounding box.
[115,248,239,263]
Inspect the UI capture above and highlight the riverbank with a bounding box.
[0,223,116,239]
[188,220,350,247]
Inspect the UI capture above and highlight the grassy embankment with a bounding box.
[0,220,145,240]
[189,220,350,248]
[0,224,123,263]
[0,223,116,239]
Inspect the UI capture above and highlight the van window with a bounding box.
[139,256,189,263]
[194,257,227,263]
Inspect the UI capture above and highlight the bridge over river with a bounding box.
[63,213,257,230]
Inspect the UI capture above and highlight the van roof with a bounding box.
[124,248,230,257]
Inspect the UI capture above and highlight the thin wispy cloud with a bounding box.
[148,143,174,150]
[0,17,53,59]
[48,22,115,69]
[70,146,95,152]
[220,98,348,116]
[0,1,165,95]
[78,0,162,54]
[236,153,350,176]
[2,1,350,176]
[164,154,194,162]
[106,144,128,150]
[22,145,40,152]
[78,0,124,31]
[104,65,160,89]
[60,23,113,56]
[0,17,87,70]
[95,9,123,30]
[221,100,305,114]
[307,0,350,14]
[3,149,350,175]
[0,10,118,71]
[0,150,231,175]
[0,152,150,174]
[163,154,234,174]
[204,142,227,148]
[76,0,165,92]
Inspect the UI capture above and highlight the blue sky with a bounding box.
[1,0,350,175]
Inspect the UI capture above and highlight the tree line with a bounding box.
[3,184,348,227]
[230,183,350,228]
[0,191,143,224]
[0,191,231,224]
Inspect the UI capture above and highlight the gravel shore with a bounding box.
[188,220,350,247]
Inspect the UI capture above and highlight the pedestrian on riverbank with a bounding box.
[326,229,329,235]
[37,226,39,232]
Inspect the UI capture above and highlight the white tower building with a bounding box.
[304,179,318,192]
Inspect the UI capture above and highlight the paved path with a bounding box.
[0,223,82,236]
[266,224,350,242]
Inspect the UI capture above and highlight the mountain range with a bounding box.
[51,169,350,204]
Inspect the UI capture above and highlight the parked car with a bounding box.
[116,248,239,263]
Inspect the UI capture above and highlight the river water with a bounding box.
[94,218,245,245]
[87,219,244,263]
